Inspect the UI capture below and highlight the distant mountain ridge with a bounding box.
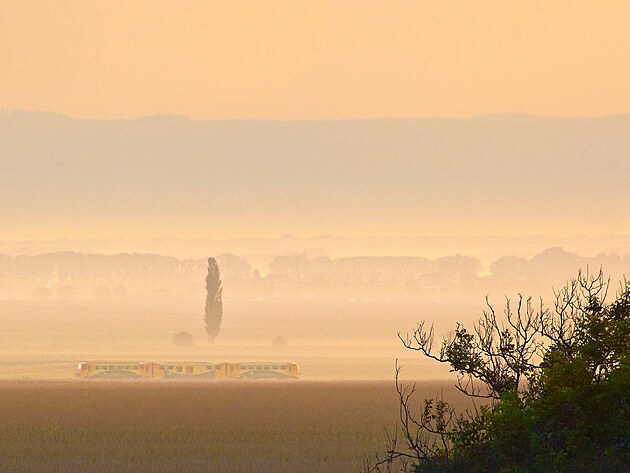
[3,109,630,122]
[2,111,629,236]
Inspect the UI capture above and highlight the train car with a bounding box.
[226,362,301,379]
[76,361,147,379]
[152,362,221,379]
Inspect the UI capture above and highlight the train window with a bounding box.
[168,365,174,370]
[256,366,263,370]
[264,366,271,370]
[175,366,182,372]
[132,365,139,370]
[273,365,279,370]
[281,365,288,370]
[124,365,131,370]
[206,365,214,370]
[109,366,115,370]
[248,365,254,370]
[240,365,247,370]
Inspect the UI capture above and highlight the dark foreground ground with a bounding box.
[0,380,462,473]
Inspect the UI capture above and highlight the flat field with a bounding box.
[0,380,464,473]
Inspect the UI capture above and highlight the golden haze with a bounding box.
[1,0,629,120]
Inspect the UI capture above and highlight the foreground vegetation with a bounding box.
[369,271,630,473]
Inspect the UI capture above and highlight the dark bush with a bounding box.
[172,331,194,347]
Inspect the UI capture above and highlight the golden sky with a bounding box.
[1,0,629,120]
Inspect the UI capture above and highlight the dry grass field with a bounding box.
[0,380,467,473]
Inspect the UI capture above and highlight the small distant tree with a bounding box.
[112,284,128,298]
[172,331,194,346]
[32,286,52,300]
[204,257,223,342]
[94,285,111,300]
[57,283,76,299]
[272,335,288,347]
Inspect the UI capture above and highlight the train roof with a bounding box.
[80,360,298,364]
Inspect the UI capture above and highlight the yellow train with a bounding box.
[76,361,301,379]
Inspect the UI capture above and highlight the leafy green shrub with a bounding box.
[368,271,630,473]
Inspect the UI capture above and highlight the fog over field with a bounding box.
[1,246,628,380]
[1,112,629,381]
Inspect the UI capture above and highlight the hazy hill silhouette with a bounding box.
[0,112,630,247]
[2,111,629,235]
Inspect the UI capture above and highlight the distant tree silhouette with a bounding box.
[272,335,288,347]
[57,283,76,299]
[112,284,128,298]
[172,331,194,347]
[32,286,52,300]
[204,257,223,342]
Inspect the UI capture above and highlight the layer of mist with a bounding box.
[1,247,628,380]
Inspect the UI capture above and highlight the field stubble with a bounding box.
[0,380,465,473]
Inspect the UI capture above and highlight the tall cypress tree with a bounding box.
[204,257,223,342]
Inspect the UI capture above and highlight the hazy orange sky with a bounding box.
[1,0,629,120]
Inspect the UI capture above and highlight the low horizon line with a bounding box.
[3,108,630,123]
[2,233,630,244]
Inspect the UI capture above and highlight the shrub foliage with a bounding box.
[367,270,630,473]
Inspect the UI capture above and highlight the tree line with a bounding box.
[2,248,630,300]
